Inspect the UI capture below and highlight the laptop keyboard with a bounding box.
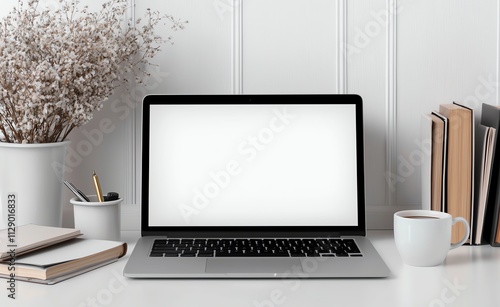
[149,238,362,257]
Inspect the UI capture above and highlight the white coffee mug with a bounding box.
[394,210,470,267]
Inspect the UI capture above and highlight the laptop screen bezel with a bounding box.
[140,94,366,238]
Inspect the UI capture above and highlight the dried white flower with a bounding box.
[0,0,186,143]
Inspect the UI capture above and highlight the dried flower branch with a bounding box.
[0,0,186,143]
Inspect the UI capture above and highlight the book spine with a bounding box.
[480,103,500,246]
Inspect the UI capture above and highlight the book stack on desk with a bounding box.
[422,102,500,246]
[0,224,127,284]
[422,102,474,244]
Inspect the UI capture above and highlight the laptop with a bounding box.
[123,94,391,278]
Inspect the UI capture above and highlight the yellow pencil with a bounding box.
[92,170,104,202]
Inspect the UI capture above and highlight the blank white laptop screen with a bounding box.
[148,104,358,227]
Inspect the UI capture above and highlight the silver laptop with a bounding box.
[123,94,390,278]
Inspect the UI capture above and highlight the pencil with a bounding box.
[92,170,104,202]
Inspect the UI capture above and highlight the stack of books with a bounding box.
[422,102,500,246]
[0,224,127,284]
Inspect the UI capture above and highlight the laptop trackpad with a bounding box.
[206,258,302,275]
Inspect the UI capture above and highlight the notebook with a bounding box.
[123,94,391,278]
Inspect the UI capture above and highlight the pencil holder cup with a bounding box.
[71,195,122,241]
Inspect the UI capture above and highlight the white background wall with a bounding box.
[3,0,498,229]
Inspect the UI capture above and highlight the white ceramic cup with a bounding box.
[394,210,470,267]
[71,195,122,241]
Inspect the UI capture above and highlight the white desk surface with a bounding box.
[2,230,500,307]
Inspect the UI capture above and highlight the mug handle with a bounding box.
[450,217,470,250]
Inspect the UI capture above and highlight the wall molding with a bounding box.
[232,0,243,94]
[336,0,347,94]
[385,0,397,207]
[127,0,137,205]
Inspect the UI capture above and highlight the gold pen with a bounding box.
[92,170,104,202]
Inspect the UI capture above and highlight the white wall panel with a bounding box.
[135,0,233,94]
[397,0,498,206]
[242,0,338,93]
[346,0,388,209]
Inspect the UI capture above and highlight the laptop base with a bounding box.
[123,236,390,278]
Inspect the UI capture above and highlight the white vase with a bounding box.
[0,141,70,229]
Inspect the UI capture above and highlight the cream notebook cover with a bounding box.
[0,224,81,260]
